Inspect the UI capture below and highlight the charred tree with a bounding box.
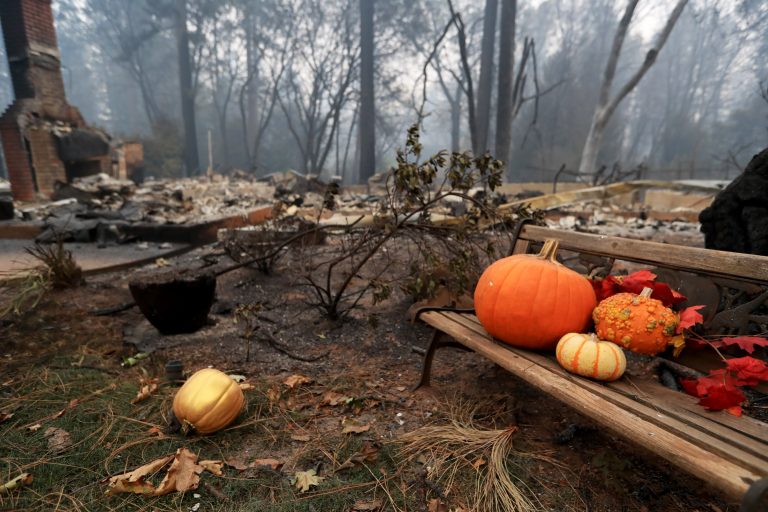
[700,147,768,255]
[358,0,376,182]
[176,0,200,177]
[494,0,516,163]
[475,0,499,155]
[577,0,688,177]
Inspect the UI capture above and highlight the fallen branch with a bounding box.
[260,331,329,362]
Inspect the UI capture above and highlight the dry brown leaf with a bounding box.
[336,442,380,472]
[292,469,323,492]
[428,498,449,512]
[291,433,311,442]
[223,458,249,471]
[147,425,163,436]
[250,458,283,470]
[239,382,255,391]
[105,455,174,496]
[352,499,383,511]
[154,447,203,496]
[53,398,79,419]
[44,427,72,454]
[471,456,487,470]
[320,391,351,406]
[283,374,312,389]
[0,473,32,494]
[131,378,159,404]
[0,412,13,423]
[266,385,281,406]
[199,460,223,476]
[106,479,156,496]
[27,423,42,432]
[341,418,370,434]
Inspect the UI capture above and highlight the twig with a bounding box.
[89,301,137,316]
[260,331,329,362]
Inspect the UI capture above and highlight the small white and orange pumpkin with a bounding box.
[555,333,626,381]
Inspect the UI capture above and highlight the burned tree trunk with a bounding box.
[577,0,688,177]
[494,0,516,163]
[358,0,376,182]
[700,147,768,255]
[475,0,499,155]
[176,0,200,177]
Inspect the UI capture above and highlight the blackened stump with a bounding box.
[700,147,768,256]
[129,270,216,335]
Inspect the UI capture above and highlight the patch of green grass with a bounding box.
[0,364,415,511]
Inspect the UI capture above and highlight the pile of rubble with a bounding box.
[0,167,720,250]
[6,171,378,245]
[547,203,704,247]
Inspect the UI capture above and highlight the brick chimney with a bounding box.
[0,0,109,201]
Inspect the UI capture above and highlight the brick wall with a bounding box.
[0,0,100,200]
[20,0,58,49]
[0,110,36,201]
[0,2,29,60]
[25,125,66,194]
[0,0,65,103]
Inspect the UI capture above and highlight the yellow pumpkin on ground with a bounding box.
[555,332,626,381]
[173,368,244,434]
[592,287,680,356]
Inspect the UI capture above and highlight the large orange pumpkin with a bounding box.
[173,368,244,434]
[474,239,597,350]
[593,287,680,355]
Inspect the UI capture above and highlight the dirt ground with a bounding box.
[0,239,737,512]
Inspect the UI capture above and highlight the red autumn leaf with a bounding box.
[713,336,768,354]
[650,282,687,306]
[591,276,621,302]
[723,356,768,386]
[676,305,705,333]
[726,406,743,417]
[618,270,657,294]
[681,373,745,411]
[592,270,686,306]
[699,384,746,411]
[671,289,687,304]
[680,378,700,396]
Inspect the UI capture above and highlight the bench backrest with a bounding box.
[513,225,768,337]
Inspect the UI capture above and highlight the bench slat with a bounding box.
[421,311,767,498]
[615,378,768,447]
[518,225,768,282]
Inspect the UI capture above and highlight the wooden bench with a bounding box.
[414,224,768,510]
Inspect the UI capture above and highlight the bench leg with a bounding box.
[414,330,469,391]
[740,478,768,512]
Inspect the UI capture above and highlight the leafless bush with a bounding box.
[299,124,541,320]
